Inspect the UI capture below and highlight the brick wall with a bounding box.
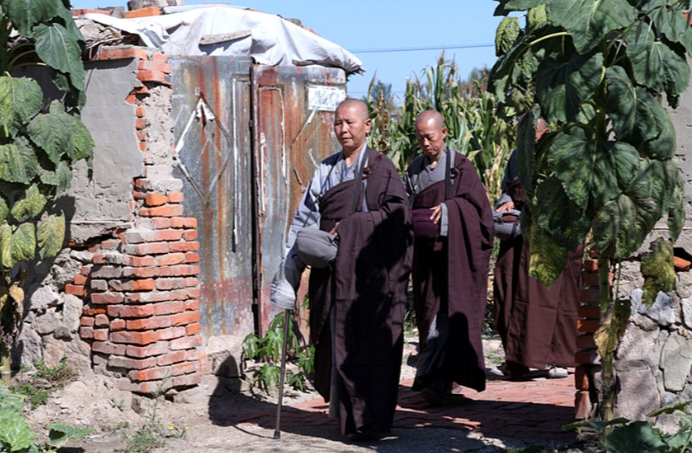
[574,258,601,419]
[69,46,206,393]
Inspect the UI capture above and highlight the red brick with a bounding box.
[126,342,169,358]
[575,349,601,365]
[108,304,156,318]
[157,351,186,366]
[675,256,691,272]
[577,334,596,349]
[90,280,108,291]
[127,316,173,331]
[155,253,186,266]
[93,328,109,341]
[83,306,106,316]
[79,327,94,339]
[185,348,200,361]
[172,372,202,388]
[127,256,156,267]
[128,291,171,303]
[124,6,161,18]
[133,178,151,191]
[577,319,600,333]
[101,239,121,251]
[167,192,184,203]
[136,130,148,142]
[135,118,148,130]
[65,284,85,296]
[92,341,126,355]
[129,366,170,382]
[169,242,199,253]
[171,217,197,229]
[579,289,600,304]
[110,279,156,292]
[147,205,184,218]
[111,330,159,345]
[72,8,111,16]
[158,265,200,277]
[185,323,202,336]
[185,277,199,287]
[172,311,200,326]
[93,252,127,265]
[170,336,203,350]
[111,319,126,331]
[94,314,110,327]
[185,252,200,263]
[151,53,167,62]
[137,69,172,86]
[575,390,592,420]
[135,106,146,117]
[144,193,167,207]
[184,300,199,311]
[578,306,601,319]
[156,278,187,290]
[126,93,139,105]
[92,292,124,305]
[81,316,95,327]
[94,47,148,61]
[91,266,123,279]
[73,274,88,286]
[154,301,184,316]
[123,267,159,278]
[138,60,172,73]
[80,265,92,276]
[584,259,598,272]
[127,230,184,243]
[109,356,157,370]
[125,242,170,256]
[153,218,173,229]
[183,230,198,241]
[575,365,589,390]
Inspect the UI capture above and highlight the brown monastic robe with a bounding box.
[409,152,494,393]
[308,147,413,435]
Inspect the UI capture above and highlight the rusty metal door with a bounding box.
[251,65,347,334]
[171,56,254,340]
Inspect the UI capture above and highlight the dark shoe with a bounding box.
[347,430,387,442]
[420,386,444,406]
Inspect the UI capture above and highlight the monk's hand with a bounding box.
[329,221,340,236]
[496,201,515,213]
[430,204,443,224]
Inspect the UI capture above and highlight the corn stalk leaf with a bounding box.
[548,129,639,210]
[11,222,35,262]
[0,136,39,184]
[0,76,43,135]
[641,238,675,307]
[547,0,637,53]
[10,184,46,222]
[535,52,604,123]
[37,212,64,260]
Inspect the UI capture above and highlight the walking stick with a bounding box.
[274,308,292,440]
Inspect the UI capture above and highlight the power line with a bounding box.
[350,43,494,54]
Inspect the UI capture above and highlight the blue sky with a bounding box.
[71,0,504,102]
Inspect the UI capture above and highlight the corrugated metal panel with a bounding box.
[171,56,255,340]
[251,65,347,335]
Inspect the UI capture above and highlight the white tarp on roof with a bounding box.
[85,4,363,74]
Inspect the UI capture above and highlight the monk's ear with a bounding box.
[441,126,448,139]
[364,117,373,133]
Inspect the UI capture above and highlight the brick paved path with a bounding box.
[232,374,577,442]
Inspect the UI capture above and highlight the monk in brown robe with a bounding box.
[273,99,413,440]
[492,119,582,380]
[403,110,494,405]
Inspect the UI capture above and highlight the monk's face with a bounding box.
[415,119,447,163]
[334,104,372,154]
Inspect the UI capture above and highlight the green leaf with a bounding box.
[6,0,60,37]
[548,129,639,210]
[606,66,638,138]
[0,224,12,269]
[0,410,36,451]
[40,160,72,194]
[498,0,548,13]
[547,0,637,53]
[595,298,631,377]
[535,52,604,123]
[593,195,649,259]
[605,421,667,453]
[0,195,8,225]
[516,104,541,193]
[0,137,39,184]
[37,212,64,260]
[495,16,521,56]
[617,86,676,159]
[668,167,685,243]
[641,238,675,307]
[0,76,43,134]
[33,23,85,91]
[627,20,690,98]
[10,184,47,222]
[648,1,692,55]
[68,115,94,163]
[11,222,36,262]
[528,223,567,288]
[648,400,692,417]
[27,111,72,164]
[47,423,92,447]
[527,4,548,28]
[536,177,590,252]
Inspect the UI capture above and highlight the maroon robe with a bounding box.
[308,147,413,435]
[409,153,493,393]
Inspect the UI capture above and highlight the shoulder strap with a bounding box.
[445,148,452,200]
[350,152,368,214]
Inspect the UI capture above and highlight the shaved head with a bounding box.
[336,98,370,120]
[415,110,445,130]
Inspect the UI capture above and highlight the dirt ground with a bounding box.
[21,337,585,453]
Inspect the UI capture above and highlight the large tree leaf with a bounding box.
[0,137,39,184]
[547,0,637,53]
[0,76,43,134]
[528,222,568,288]
[515,104,541,193]
[37,212,64,260]
[627,20,690,98]
[595,298,631,377]
[593,194,652,258]
[11,222,36,262]
[67,114,94,163]
[606,66,637,138]
[6,0,59,37]
[548,129,639,210]
[496,17,521,56]
[40,160,72,194]
[527,4,548,28]
[27,111,72,164]
[668,166,685,242]
[10,184,46,222]
[494,0,550,15]
[0,196,8,225]
[605,421,667,453]
[33,23,85,91]
[535,52,604,123]
[0,224,12,269]
[535,177,591,252]
[0,411,36,451]
[641,238,675,307]
[647,0,692,55]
